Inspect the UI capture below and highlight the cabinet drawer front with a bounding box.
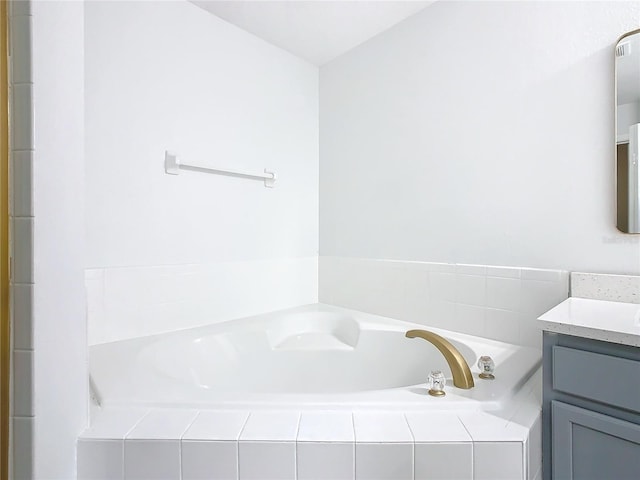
[552,401,640,480]
[552,346,640,413]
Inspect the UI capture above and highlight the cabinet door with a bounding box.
[552,401,640,480]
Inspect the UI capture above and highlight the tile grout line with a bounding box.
[236,412,252,480]
[294,412,301,479]
[178,411,201,480]
[351,412,356,479]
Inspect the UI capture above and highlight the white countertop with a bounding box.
[537,297,640,347]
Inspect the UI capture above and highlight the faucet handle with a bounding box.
[428,370,446,397]
[477,356,495,380]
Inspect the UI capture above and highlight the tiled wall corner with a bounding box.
[571,272,640,304]
[319,256,569,348]
[8,2,35,479]
[85,257,319,345]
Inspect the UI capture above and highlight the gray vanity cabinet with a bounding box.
[542,332,640,480]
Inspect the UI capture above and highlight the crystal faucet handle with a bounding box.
[428,370,446,397]
[477,356,495,380]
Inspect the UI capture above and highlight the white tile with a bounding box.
[430,272,456,302]
[298,411,354,442]
[10,0,31,16]
[426,262,456,273]
[414,443,472,480]
[183,410,249,441]
[360,265,407,319]
[455,264,487,275]
[12,284,33,350]
[355,443,412,480]
[405,413,470,443]
[458,412,528,442]
[11,84,33,150]
[126,409,198,440]
[520,279,568,316]
[428,301,456,330]
[485,308,520,344]
[486,276,521,311]
[13,417,33,480]
[474,442,524,480]
[103,266,166,310]
[81,408,148,440]
[85,269,104,312]
[353,412,413,443]
[297,442,353,480]
[454,303,485,337]
[12,217,33,283]
[238,441,295,480]
[318,256,341,305]
[519,317,542,349]
[401,267,430,321]
[521,268,565,282]
[526,415,542,480]
[11,150,33,217]
[456,274,486,306]
[485,265,521,279]
[399,260,432,272]
[239,411,300,442]
[77,439,123,480]
[182,440,238,480]
[13,350,33,416]
[124,440,180,480]
[10,14,32,84]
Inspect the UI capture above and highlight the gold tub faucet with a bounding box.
[405,329,475,389]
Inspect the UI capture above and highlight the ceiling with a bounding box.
[191,1,433,65]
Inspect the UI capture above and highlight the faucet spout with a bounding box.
[405,329,475,389]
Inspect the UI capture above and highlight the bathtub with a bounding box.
[90,304,541,411]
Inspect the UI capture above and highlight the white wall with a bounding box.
[85,1,319,343]
[320,0,640,275]
[85,1,318,267]
[31,1,87,478]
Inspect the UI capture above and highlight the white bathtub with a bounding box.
[90,304,541,411]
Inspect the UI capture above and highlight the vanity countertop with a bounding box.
[537,297,640,347]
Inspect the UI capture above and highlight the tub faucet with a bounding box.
[405,329,475,389]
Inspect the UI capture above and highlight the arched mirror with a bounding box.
[616,29,640,233]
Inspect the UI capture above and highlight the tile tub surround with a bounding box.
[77,370,542,480]
[319,257,569,349]
[85,257,318,345]
[570,272,640,304]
